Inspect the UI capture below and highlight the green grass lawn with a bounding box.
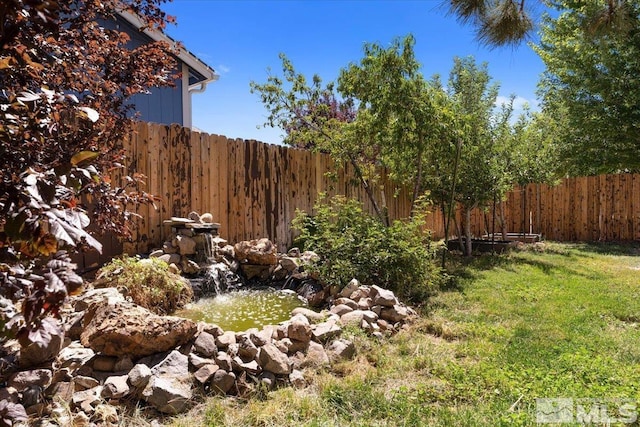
[169,242,640,426]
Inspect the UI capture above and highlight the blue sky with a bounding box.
[163,0,547,145]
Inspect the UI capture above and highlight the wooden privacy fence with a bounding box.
[465,175,640,242]
[91,122,640,267]
[115,122,419,256]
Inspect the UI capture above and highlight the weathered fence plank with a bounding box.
[102,122,640,265]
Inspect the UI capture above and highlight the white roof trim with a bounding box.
[116,9,219,86]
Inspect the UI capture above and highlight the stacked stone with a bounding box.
[150,212,224,275]
[1,281,414,424]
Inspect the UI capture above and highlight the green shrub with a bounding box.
[96,256,193,315]
[292,195,441,302]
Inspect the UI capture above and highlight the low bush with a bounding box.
[292,195,441,302]
[96,256,193,315]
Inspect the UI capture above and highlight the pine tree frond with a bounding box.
[477,0,534,47]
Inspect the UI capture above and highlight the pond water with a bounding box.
[176,288,308,332]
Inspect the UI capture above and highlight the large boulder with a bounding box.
[73,287,125,312]
[142,350,192,414]
[80,301,197,358]
[234,238,278,265]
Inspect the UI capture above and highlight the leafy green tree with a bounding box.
[250,55,387,223]
[0,0,173,356]
[338,35,452,214]
[442,57,517,255]
[535,0,640,175]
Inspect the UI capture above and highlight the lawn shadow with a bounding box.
[444,246,603,286]
[569,241,640,257]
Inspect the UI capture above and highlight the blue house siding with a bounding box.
[99,15,184,126]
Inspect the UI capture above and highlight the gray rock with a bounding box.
[80,300,197,358]
[274,338,291,354]
[371,305,383,316]
[210,370,236,395]
[8,369,52,392]
[330,304,354,316]
[158,254,172,264]
[279,256,301,272]
[74,288,125,312]
[334,298,358,309]
[72,386,103,409]
[288,339,309,354]
[371,285,398,307]
[327,339,356,362]
[377,319,392,331]
[163,241,178,254]
[380,305,409,323]
[47,381,74,402]
[357,297,373,310]
[234,238,278,265]
[237,334,259,359]
[339,279,360,298]
[289,369,306,389]
[276,324,288,340]
[193,364,219,384]
[287,314,312,343]
[181,259,200,274]
[312,320,342,342]
[102,375,130,399]
[349,286,371,301]
[199,322,224,337]
[251,326,274,346]
[149,249,164,258]
[128,363,152,389]
[239,359,261,375]
[194,331,218,357]
[175,235,197,255]
[291,307,326,323]
[57,342,95,371]
[215,331,236,349]
[301,341,329,367]
[257,344,291,375]
[362,310,379,324]
[200,212,214,223]
[214,352,233,372]
[1,401,27,425]
[74,376,100,390]
[339,310,366,327]
[189,353,217,369]
[142,350,192,414]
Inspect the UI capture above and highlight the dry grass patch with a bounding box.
[96,256,193,315]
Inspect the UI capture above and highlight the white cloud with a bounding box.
[495,95,538,111]
[216,64,231,74]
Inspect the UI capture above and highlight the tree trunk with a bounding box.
[464,207,473,256]
[349,156,388,226]
[410,137,424,216]
[500,200,508,240]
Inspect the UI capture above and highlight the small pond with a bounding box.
[176,288,308,332]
